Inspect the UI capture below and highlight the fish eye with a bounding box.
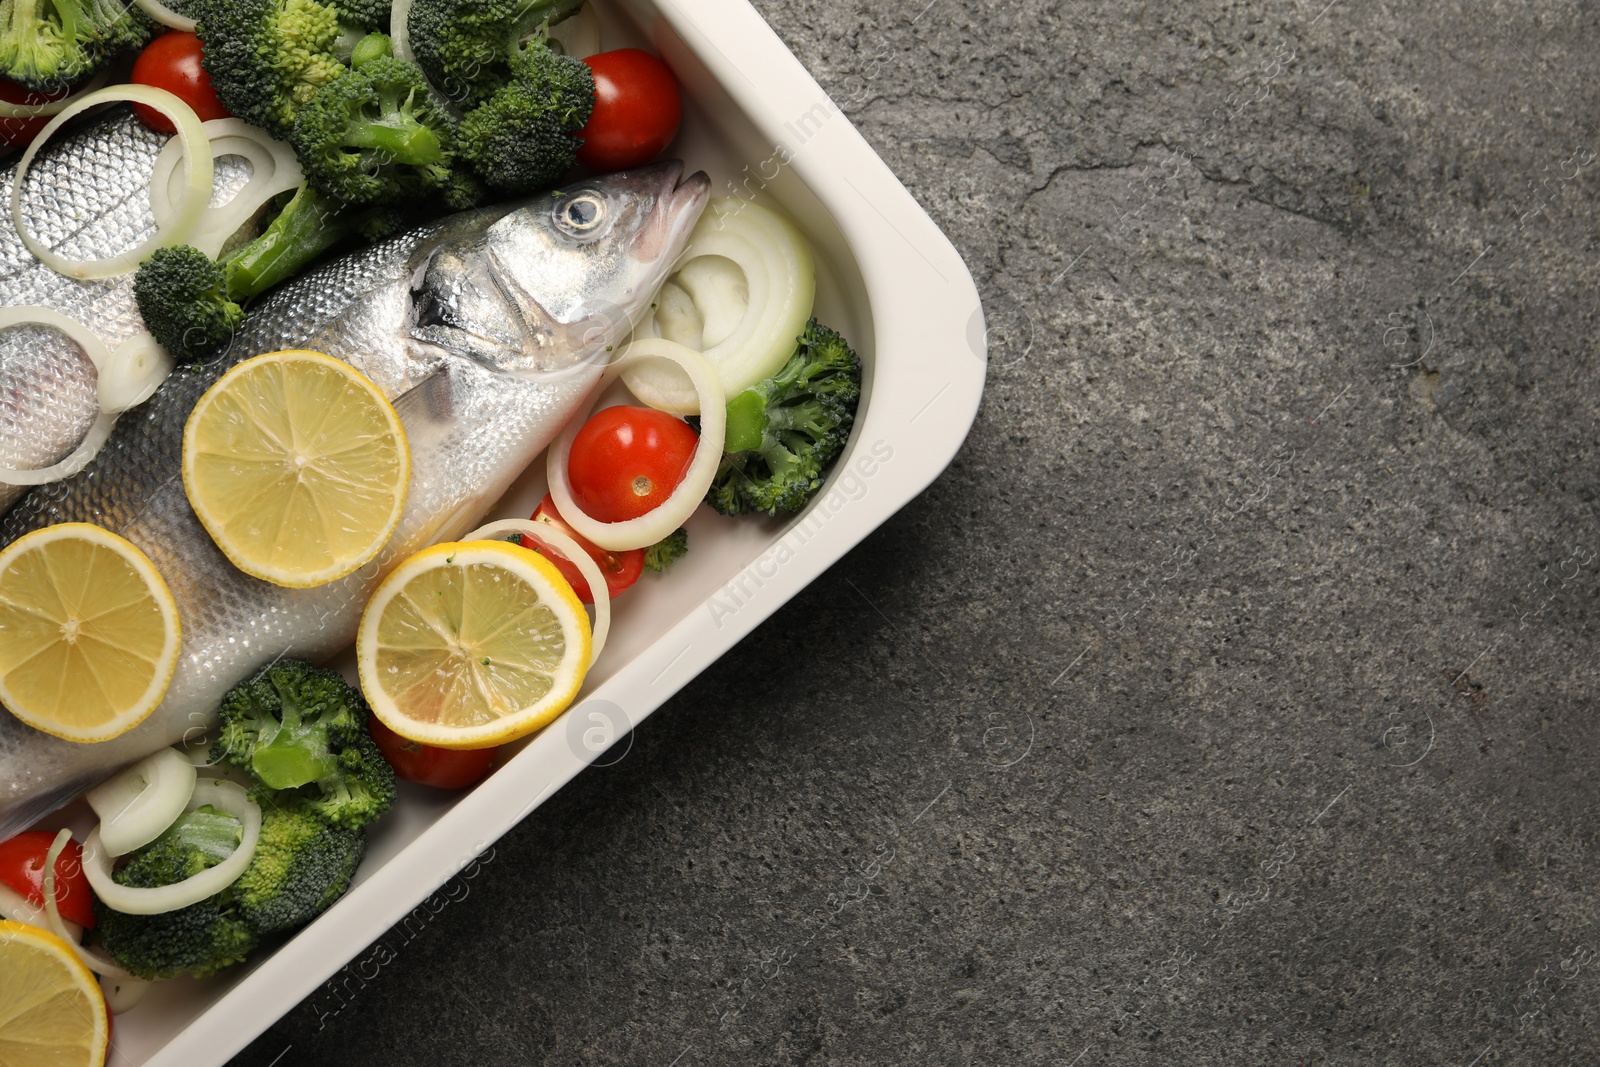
[554,193,606,235]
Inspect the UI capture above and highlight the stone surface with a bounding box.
[231,0,1600,1063]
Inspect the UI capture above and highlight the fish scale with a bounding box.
[0,147,709,837]
[0,109,254,512]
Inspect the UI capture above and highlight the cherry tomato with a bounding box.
[130,32,231,134]
[521,492,644,603]
[0,78,74,150]
[0,831,96,928]
[567,405,699,523]
[368,714,496,789]
[577,48,682,172]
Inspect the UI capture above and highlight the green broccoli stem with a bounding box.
[222,185,353,299]
[249,672,340,790]
[349,31,392,68]
[343,116,443,166]
[723,388,770,453]
[167,807,244,866]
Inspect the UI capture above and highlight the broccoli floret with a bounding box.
[644,528,687,573]
[0,0,157,93]
[234,795,365,933]
[292,55,459,206]
[213,659,396,829]
[135,184,409,361]
[93,807,260,979]
[706,319,862,517]
[456,41,592,193]
[196,0,353,139]
[94,893,259,980]
[409,0,584,108]
[331,0,388,32]
[94,798,368,977]
[133,246,245,363]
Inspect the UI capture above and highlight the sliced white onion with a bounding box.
[548,3,599,58]
[83,779,261,916]
[0,71,110,119]
[622,198,815,415]
[177,732,219,767]
[548,339,725,552]
[42,830,139,982]
[102,975,152,1013]
[134,0,196,30]
[462,518,611,663]
[86,748,199,858]
[100,331,175,414]
[391,0,417,65]
[0,878,82,942]
[650,280,701,348]
[0,412,113,486]
[0,309,175,485]
[150,118,303,259]
[11,85,213,280]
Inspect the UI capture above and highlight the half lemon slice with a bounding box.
[357,541,592,749]
[0,920,109,1067]
[183,350,410,588]
[0,523,180,743]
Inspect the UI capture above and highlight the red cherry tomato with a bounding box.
[0,78,74,150]
[566,405,699,523]
[368,714,496,789]
[0,831,97,928]
[521,492,644,604]
[130,32,231,134]
[577,48,682,172]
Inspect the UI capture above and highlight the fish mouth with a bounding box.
[656,160,711,252]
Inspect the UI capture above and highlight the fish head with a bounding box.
[410,162,711,377]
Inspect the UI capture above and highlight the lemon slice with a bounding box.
[0,523,181,743]
[0,920,110,1067]
[183,350,410,588]
[357,541,592,749]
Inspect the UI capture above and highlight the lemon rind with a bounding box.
[0,523,181,745]
[182,350,411,590]
[357,541,592,751]
[0,918,110,1066]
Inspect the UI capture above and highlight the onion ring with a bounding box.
[622,198,814,414]
[100,331,174,414]
[0,71,110,119]
[462,518,612,663]
[82,779,261,916]
[0,309,174,484]
[134,0,197,30]
[391,0,418,64]
[548,338,725,552]
[0,412,114,487]
[150,118,303,258]
[102,975,152,1014]
[86,748,199,858]
[11,85,213,280]
[43,830,138,981]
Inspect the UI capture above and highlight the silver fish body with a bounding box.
[0,110,255,511]
[0,157,710,837]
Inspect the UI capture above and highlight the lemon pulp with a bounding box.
[0,523,180,743]
[0,920,109,1067]
[358,541,591,749]
[183,349,409,588]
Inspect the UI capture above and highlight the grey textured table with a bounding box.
[231,0,1600,1063]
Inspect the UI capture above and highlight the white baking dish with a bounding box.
[87,0,985,1062]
